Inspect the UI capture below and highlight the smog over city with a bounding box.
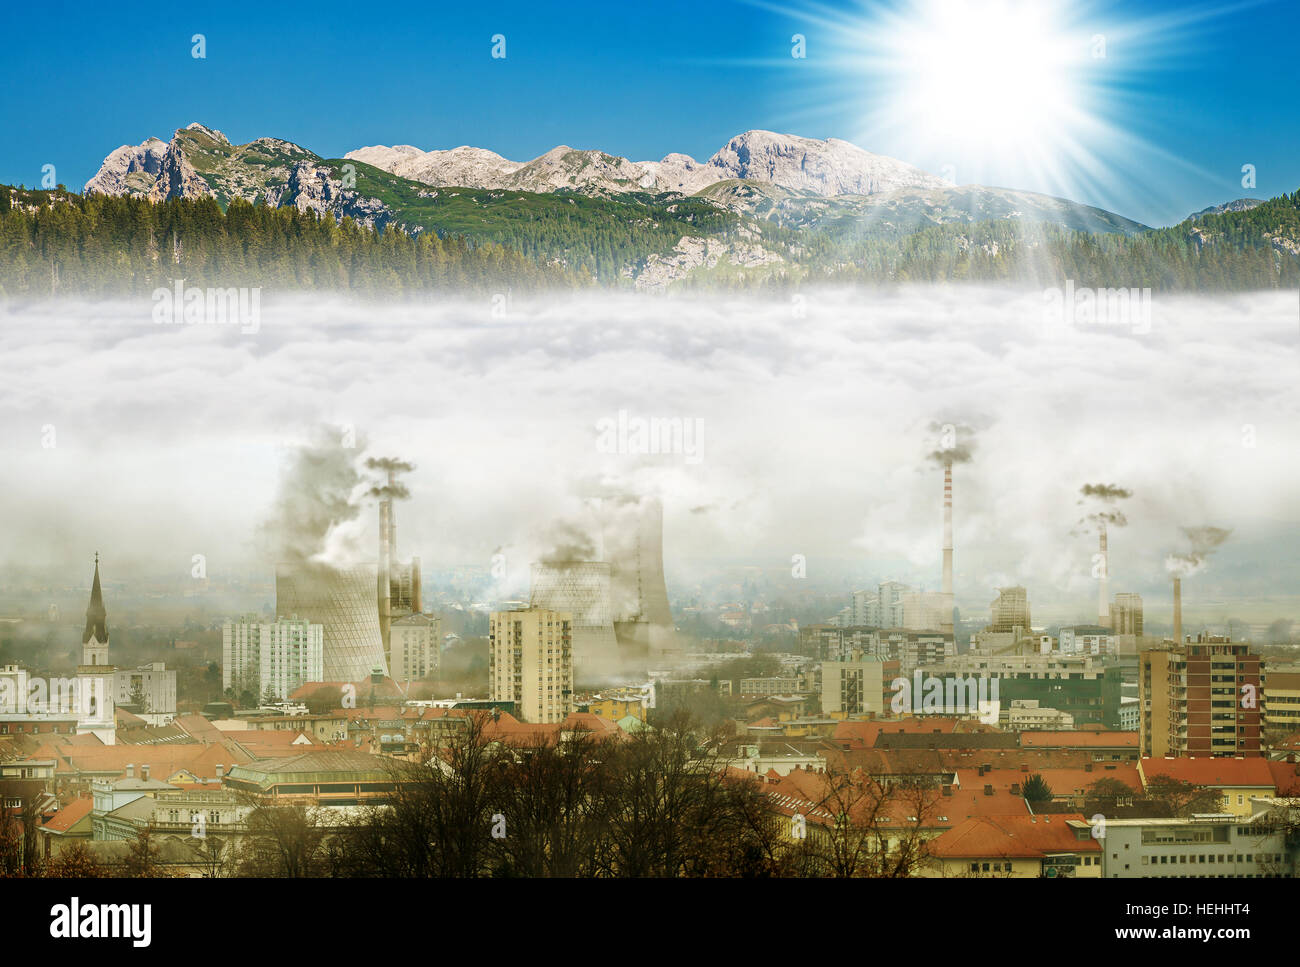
[0,0,1296,942]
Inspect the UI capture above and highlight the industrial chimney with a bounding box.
[1098,522,1110,628]
[1172,575,1182,647]
[942,459,954,633]
[378,468,393,656]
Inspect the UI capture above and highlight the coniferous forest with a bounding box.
[1,183,1297,298]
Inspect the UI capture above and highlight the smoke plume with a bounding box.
[366,457,415,500]
[264,426,368,569]
[1165,525,1232,577]
[1077,481,1133,533]
[538,519,599,566]
[926,420,977,464]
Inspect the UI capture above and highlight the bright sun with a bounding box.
[898,1,1078,143]
[885,0,1086,155]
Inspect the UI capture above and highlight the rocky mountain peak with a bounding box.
[183,121,230,145]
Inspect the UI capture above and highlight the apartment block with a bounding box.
[1140,640,1262,758]
[1111,593,1144,636]
[223,615,324,702]
[489,608,573,724]
[389,612,442,682]
[1263,663,1300,738]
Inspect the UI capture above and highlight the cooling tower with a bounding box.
[276,563,389,682]
[529,561,620,679]
[594,495,676,657]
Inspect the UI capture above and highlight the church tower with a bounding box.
[76,554,116,743]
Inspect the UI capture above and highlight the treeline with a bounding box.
[4,183,1297,296]
[0,187,579,298]
[686,190,1300,291]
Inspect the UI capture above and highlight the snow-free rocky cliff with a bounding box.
[81,121,1150,288]
[346,129,946,198]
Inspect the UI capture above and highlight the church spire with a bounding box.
[83,553,108,645]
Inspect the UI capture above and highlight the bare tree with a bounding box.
[45,841,108,878]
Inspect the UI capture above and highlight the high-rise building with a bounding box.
[223,615,324,701]
[1140,639,1262,758]
[1111,593,1144,636]
[850,588,881,626]
[877,581,909,627]
[389,612,441,683]
[276,564,389,681]
[489,608,573,724]
[1263,662,1300,738]
[529,562,618,680]
[801,625,881,661]
[988,586,1031,634]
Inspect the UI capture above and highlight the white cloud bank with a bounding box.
[0,285,1296,624]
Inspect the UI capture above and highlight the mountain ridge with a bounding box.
[77,120,1241,287]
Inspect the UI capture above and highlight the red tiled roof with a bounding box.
[1139,757,1276,789]
[561,712,620,734]
[50,743,252,779]
[1020,731,1139,748]
[1266,760,1300,797]
[41,796,93,833]
[114,707,146,727]
[928,814,1099,859]
[956,766,1142,798]
[173,714,223,742]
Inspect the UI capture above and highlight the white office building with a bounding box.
[114,662,177,725]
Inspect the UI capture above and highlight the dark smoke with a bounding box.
[1080,483,1132,501]
[1077,481,1132,533]
[264,426,367,568]
[1165,525,1232,577]
[365,456,415,500]
[368,482,411,500]
[366,457,415,473]
[925,420,977,464]
[538,520,599,566]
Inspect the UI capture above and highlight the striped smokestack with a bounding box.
[1173,575,1182,646]
[1098,522,1110,628]
[942,459,953,595]
[942,459,953,633]
[378,468,393,656]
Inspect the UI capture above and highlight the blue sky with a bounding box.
[2,0,1296,227]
